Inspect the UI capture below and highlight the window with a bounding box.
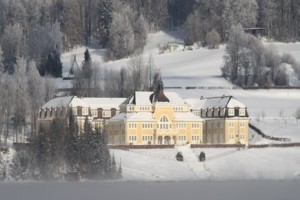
[129,123,136,129]
[228,109,234,116]
[192,136,200,141]
[82,108,89,115]
[192,123,200,129]
[239,109,245,116]
[214,109,219,117]
[179,135,186,141]
[143,136,153,141]
[72,108,77,116]
[129,135,136,141]
[240,122,245,127]
[160,116,168,122]
[102,110,111,118]
[239,134,245,139]
[91,109,98,117]
[142,123,153,129]
[229,122,234,127]
[128,106,135,111]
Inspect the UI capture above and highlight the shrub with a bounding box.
[199,151,206,162]
[176,152,183,161]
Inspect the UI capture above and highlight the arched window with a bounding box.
[158,116,171,129]
[160,116,169,122]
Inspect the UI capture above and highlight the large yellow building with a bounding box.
[185,96,249,144]
[106,83,204,145]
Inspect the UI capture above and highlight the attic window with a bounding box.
[228,109,234,116]
[239,109,245,116]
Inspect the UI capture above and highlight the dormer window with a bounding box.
[82,108,89,115]
[214,108,219,117]
[228,109,234,116]
[239,109,245,116]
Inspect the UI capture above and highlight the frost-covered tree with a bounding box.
[222,25,247,83]
[0,24,24,74]
[133,14,148,51]
[206,29,221,49]
[107,10,134,59]
[27,61,45,136]
[13,58,27,143]
[222,0,258,39]
[184,10,203,45]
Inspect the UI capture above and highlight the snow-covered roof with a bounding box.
[83,98,126,109]
[125,91,186,105]
[185,96,246,110]
[69,96,90,108]
[42,96,126,110]
[174,112,203,122]
[184,98,206,110]
[42,96,74,108]
[109,112,155,122]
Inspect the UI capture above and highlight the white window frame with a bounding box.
[91,109,98,117]
[82,108,89,116]
[239,109,246,116]
[102,110,111,118]
[228,109,234,116]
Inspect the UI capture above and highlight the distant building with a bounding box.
[185,96,249,144]
[38,86,250,145]
[106,81,204,145]
[38,96,126,133]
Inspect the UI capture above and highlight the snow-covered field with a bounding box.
[111,146,300,181]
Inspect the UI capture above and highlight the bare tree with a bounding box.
[27,61,45,137]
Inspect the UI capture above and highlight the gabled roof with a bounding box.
[109,112,155,122]
[174,112,204,122]
[185,96,246,110]
[42,96,126,110]
[42,96,74,108]
[83,98,126,109]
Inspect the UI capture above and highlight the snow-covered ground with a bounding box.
[111,146,300,181]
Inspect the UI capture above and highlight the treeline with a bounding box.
[222,25,300,87]
[0,58,55,146]
[7,111,121,181]
[184,0,300,46]
[72,49,160,98]
[0,0,193,70]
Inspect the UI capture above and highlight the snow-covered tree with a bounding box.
[206,29,221,49]
[107,9,134,59]
[99,0,113,47]
[27,61,45,136]
[222,0,258,39]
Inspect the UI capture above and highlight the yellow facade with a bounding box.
[107,91,204,145]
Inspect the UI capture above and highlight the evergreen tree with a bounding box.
[99,0,113,47]
[44,49,63,77]
[64,109,80,172]
[10,149,30,180]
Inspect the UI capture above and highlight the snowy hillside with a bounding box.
[61,29,300,138]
